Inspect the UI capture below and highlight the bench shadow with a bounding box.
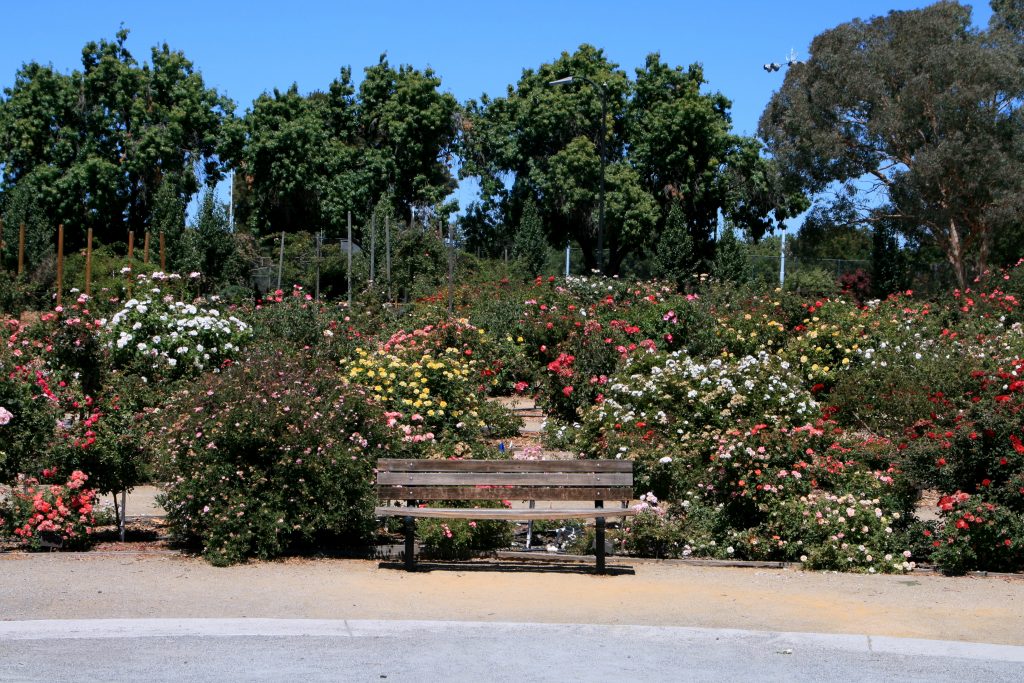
[377,559,635,576]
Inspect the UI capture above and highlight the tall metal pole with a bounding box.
[779,231,786,287]
[597,89,606,275]
[228,170,235,232]
[315,229,321,301]
[85,228,93,297]
[447,220,455,315]
[565,241,571,278]
[347,211,353,308]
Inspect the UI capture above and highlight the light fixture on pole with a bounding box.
[763,49,802,287]
[549,74,608,275]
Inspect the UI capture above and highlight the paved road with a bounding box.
[2,619,1023,682]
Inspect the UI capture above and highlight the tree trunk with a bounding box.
[946,218,967,291]
[606,244,626,277]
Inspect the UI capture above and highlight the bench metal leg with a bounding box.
[404,502,416,571]
[595,500,606,573]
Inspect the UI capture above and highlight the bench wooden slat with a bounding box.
[377,459,633,473]
[377,472,633,487]
[377,485,634,501]
[374,457,634,573]
[374,506,638,520]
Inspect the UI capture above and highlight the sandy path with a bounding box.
[2,553,1021,646]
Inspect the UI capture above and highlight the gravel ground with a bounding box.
[2,551,1022,646]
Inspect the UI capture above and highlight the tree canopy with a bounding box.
[460,45,805,275]
[759,0,1024,289]
[234,55,459,235]
[0,29,235,252]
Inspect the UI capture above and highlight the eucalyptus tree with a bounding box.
[759,1,1024,289]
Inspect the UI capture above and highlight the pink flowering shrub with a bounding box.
[152,349,394,566]
[1,469,97,550]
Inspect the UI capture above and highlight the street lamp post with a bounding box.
[763,50,803,287]
[549,75,607,274]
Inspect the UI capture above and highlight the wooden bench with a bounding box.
[375,458,637,572]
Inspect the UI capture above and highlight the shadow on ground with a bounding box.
[378,559,635,576]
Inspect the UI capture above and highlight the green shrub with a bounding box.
[419,501,515,560]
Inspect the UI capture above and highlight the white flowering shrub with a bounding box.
[580,349,817,458]
[102,296,251,378]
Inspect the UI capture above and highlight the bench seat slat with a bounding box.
[377,472,632,486]
[377,485,633,501]
[377,459,633,473]
[375,506,637,520]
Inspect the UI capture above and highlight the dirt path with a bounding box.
[2,552,1022,646]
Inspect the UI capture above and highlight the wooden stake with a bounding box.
[160,232,166,271]
[127,230,135,261]
[370,212,376,285]
[56,224,64,307]
[85,228,93,297]
[143,231,150,264]
[277,231,285,290]
[18,223,26,276]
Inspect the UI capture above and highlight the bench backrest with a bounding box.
[375,458,633,502]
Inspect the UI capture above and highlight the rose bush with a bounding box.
[151,349,391,566]
[1,469,97,551]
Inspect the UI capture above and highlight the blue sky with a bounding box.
[0,0,996,213]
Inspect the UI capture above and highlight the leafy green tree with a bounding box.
[711,224,749,283]
[236,56,458,238]
[790,196,872,262]
[458,201,509,258]
[151,179,187,270]
[235,77,361,236]
[651,200,696,288]
[871,219,910,298]
[460,46,804,274]
[512,200,549,276]
[759,1,1024,289]
[0,29,236,252]
[358,56,460,217]
[184,190,237,291]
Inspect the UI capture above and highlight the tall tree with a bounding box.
[711,224,749,283]
[460,45,803,274]
[512,199,549,276]
[759,1,1024,289]
[235,56,458,235]
[651,200,696,288]
[0,29,236,251]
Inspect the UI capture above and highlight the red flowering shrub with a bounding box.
[928,493,1023,574]
[1,469,97,550]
